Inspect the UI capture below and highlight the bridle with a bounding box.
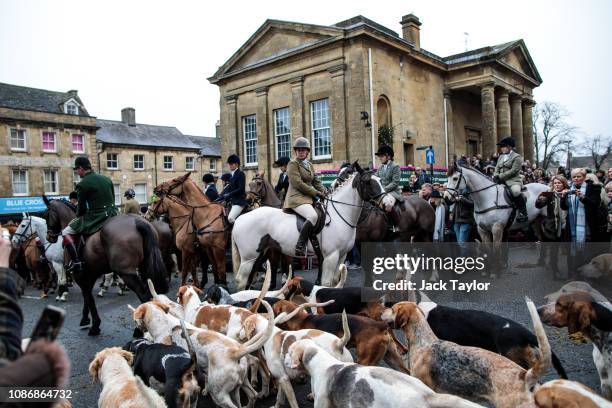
[324,170,389,228]
[12,216,33,242]
[148,193,227,237]
[445,165,512,214]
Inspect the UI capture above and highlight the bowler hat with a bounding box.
[73,156,92,170]
[375,145,394,157]
[497,137,515,148]
[274,157,290,167]
[227,154,240,164]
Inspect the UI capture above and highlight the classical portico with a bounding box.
[209,14,542,181]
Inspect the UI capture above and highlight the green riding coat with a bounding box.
[68,171,118,235]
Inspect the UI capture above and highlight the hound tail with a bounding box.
[524,296,552,391]
[274,300,334,325]
[335,310,351,352]
[180,320,206,390]
[268,264,293,299]
[147,279,158,298]
[238,300,275,359]
[231,234,240,275]
[249,261,271,313]
[335,264,348,288]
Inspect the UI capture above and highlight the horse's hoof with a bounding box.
[88,327,101,336]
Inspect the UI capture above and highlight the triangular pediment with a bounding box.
[233,28,332,71]
[497,41,542,84]
[210,20,342,81]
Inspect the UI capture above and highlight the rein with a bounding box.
[152,194,228,237]
[447,166,512,214]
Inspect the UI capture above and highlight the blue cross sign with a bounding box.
[425,148,435,165]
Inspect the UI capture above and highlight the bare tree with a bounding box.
[533,102,576,171]
[580,134,612,171]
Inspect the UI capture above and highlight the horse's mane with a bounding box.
[184,177,211,203]
[330,171,358,198]
[455,164,494,183]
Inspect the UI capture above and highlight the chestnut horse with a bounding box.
[148,173,228,287]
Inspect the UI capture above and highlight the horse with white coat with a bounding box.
[11,214,68,301]
[445,163,548,276]
[231,162,394,289]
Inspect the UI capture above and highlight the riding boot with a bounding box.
[514,195,528,223]
[35,238,48,265]
[295,221,313,258]
[63,234,83,273]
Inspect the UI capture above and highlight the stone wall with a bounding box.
[0,121,96,197]
[96,145,210,205]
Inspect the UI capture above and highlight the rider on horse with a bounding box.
[220,154,248,224]
[285,137,327,257]
[62,157,118,272]
[273,156,290,204]
[493,137,528,223]
[122,188,141,215]
[375,145,402,203]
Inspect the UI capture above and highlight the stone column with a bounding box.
[510,94,524,156]
[522,98,536,163]
[444,89,455,163]
[480,82,497,158]
[328,64,347,162]
[289,76,305,142]
[256,86,270,177]
[496,88,511,141]
[224,95,238,157]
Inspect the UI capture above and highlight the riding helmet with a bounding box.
[73,156,92,170]
[497,137,515,148]
[375,145,394,158]
[227,154,241,164]
[202,173,215,184]
[274,156,290,167]
[221,173,231,182]
[293,137,311,150]
[124,188,136,198]
[69,191,78,200]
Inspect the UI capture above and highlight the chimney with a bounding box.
[215,120,220,139]
[121,107,136,126]
[67,90,78,97]
[400,14,422,50]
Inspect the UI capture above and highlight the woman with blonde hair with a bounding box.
[536,174,569,241]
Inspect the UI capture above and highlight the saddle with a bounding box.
[502,185,528,203]
[283,202,326,234]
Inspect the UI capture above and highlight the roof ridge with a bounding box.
[97,118,180,130]
[0,81,72,96]
[443,40,519,61]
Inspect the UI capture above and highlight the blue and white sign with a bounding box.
[425,148,435,165]
[0,196,68,215]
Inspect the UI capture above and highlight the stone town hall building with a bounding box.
[209,14,541,180]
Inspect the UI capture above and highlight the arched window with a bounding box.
[376,95,392,128]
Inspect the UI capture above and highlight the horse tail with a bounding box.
[134,218,168,295]
[231,234,240,275]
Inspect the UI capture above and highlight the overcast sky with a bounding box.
[1,0,610,141]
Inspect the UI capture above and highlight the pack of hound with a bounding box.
[87,264,611,408]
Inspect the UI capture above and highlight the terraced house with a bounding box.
[0,83,98,209]
[209,13,541,181]
[96,108,219,207]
